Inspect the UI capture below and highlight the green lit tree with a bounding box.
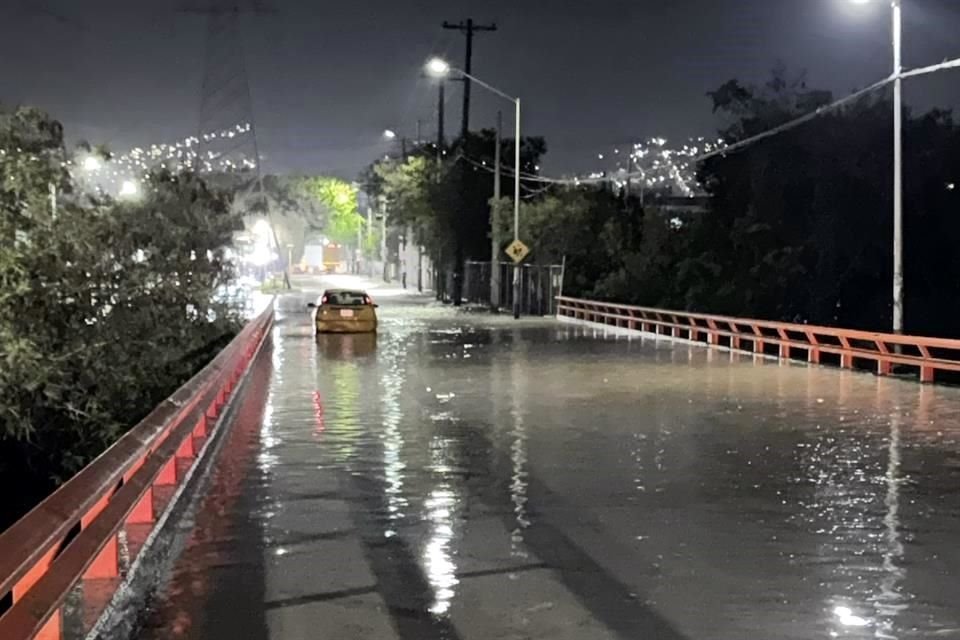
[301,176,363,244]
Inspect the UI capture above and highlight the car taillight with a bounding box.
[364,295,373,305]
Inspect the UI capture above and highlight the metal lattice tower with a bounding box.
[182,1,291,288]
[181,1,273,175]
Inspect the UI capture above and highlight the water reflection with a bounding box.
[873,412,906,639]
[145,310,960,639]
[378,329,407,534]
[424,442,459,615]
[315,332,377,360]
[324,355,363,464]
[801,386,909,639]
[509,341,530,556]
[257,326,283,472]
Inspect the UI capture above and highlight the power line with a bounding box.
[525,55,960,188]
[480,75,899,188]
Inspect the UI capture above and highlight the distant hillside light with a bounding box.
[82,156,102,172]
[119,179,140,198]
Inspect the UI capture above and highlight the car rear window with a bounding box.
[325,291,368,306]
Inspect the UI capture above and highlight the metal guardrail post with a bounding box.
[0,304,275,640]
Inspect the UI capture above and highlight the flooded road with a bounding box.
[139,282,960,639]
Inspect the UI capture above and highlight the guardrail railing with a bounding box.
[557,296,960,383]
[0,303,274,640]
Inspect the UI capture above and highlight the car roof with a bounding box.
[322,289,368,295]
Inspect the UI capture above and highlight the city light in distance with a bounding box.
[119,179,140,198]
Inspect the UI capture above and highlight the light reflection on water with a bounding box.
[873,413,906,639]
[379,326,408,533]
[259,311,960,638]
[424,468,458,615]
[509,345,530,557]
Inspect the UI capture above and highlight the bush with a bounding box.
[0,105,243,527]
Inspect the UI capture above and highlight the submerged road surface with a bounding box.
[139,278,960,639]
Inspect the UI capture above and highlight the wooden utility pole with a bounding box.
[437,81,446,148]
[442,18,497,140]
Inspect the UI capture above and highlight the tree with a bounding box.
[0,106,244,527]
[300,177,363,245]
[374,154,450,264]
[363,131,547,301]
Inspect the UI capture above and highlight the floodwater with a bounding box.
[138,287,960,640]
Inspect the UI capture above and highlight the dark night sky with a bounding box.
[3,0,960,178]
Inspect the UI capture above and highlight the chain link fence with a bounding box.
[459,261,564,316]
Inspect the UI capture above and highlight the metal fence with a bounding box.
[460,261,564,316]
[557,296,960,384]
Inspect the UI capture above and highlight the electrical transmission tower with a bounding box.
[181,1,292,287]
[180,1,274,175]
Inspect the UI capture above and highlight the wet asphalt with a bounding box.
[137,278,960,639]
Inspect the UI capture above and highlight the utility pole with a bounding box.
[366,205,374,277]
[435,80,446,184]
[437,81,445,148]
[442,18,497,139]
[380,197,389,283]
[490,110,502,309]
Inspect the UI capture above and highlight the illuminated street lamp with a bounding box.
[425,56,523,319]
[425,57,451,77]
[383,129,397,140]
[849,0,903,334]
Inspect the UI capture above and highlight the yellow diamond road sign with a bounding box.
[505,239,530,264]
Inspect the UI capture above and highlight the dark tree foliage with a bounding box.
[0,106,244,528]
[362,69,960,335]
[364,131,546,301]
[578,70,960,336]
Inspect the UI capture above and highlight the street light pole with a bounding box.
[424,57,524,318]
[851,0,905,332]
[380,197,389,283]
[512,97,521,320]
[892,0,904,334]
[491,110,502,309]
[849,0,904,333]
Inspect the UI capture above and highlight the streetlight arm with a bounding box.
[451,67,518,104]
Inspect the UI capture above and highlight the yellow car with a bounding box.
[309,289,378,334]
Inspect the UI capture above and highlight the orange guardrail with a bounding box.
[0,303,274,640]
[557,296,960,383]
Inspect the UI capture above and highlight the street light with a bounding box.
[383,129,397,140]
[424,56,523,319]
[849,0,903,334]
[82,155,102,172]
[425,57,451,77]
